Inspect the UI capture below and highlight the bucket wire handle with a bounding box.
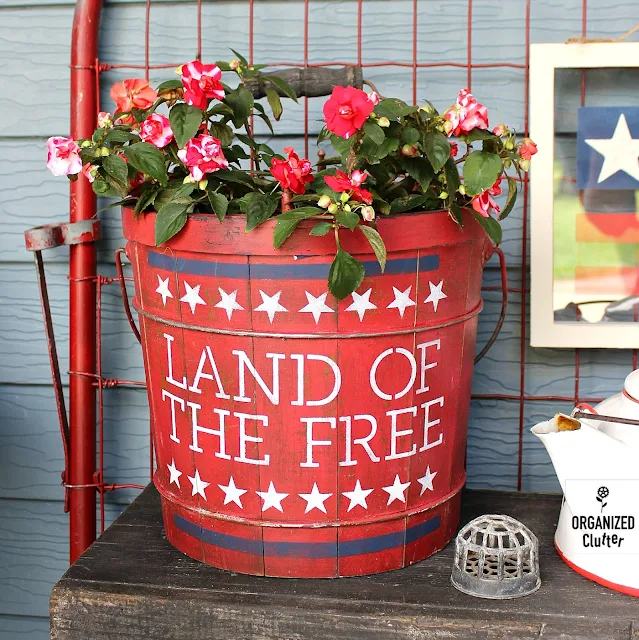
[474,247,508,365]
[115,248,141,344]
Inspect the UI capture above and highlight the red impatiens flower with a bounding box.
[450,142,459,158]
[110,79,158,113]
[324,170,373,204]
[323,86,375,139]
[177,135,229,181]
[471,178,502,218]
[180,61,225,110]
[269,147,314,195]
[518,137,538,160]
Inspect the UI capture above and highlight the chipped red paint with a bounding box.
[123,207,492,577]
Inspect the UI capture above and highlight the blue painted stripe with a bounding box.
[149,250,439,280]
[174,514,440,559]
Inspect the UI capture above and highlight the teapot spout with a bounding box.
[531,414,630,493]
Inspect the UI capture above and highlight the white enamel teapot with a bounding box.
[531,370,639,596]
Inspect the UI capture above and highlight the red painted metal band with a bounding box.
[623,389,639,404]
[154,474,465,530]
[555,541,639,598]
[132,299,484,339]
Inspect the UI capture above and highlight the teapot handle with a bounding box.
[475,247,507,364]
[573,402,598,415]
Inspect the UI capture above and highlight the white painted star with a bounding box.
[342,479,374,512]
[417,466,438,496]
[299,482,333,514]
[167,458,181,489]
[256,481,289,512]
[155,275,174,306]
[299,291,335,324]
[382,474,411,506]
[387,285,416,318]
[345,288,377,321]
[585,113,639,184]
[214,287,243,320]
[180,281,206,314]
[187,469,210,500]
[424,280,447,312]
[254,290,288,323]
[218,475,247,509]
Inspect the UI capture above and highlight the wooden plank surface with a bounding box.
[50,486,639,639]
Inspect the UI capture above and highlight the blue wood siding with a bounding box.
[1,1,639,636]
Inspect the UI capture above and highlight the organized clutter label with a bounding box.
[565,479,639,553]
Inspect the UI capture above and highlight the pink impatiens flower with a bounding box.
[518,137,538,160]
[46,136,83,177]
[324,170,373,204]
[323,86,375,139]
[82,163,98,183]
[471,178,502,218]
[177,135,228,181]
[97,111,113,128]
[180,61,225,110]
[140,113,174,148]
[443,89,489,137]
[269,147,314,195]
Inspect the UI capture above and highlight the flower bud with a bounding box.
[519,158,531,172]
[442,120,454,134]
[343,204,352,212]
[377,116,390,128]
[198,179,208,190]
[458,184,466,195]
[361,206,375,222]
[318,195,332,209]
[439,191,448,199]
[99,146,110,157]
[367,91,380,105]
[229,59,240,70]
[419,104,433,113]
[492,124,508,137]
[328,203,339,214]
[504,139,514,150]
[504,159,512,169]
[183,175,195,184]
[97,111,113,129]
[80,140,92,148]
[158,87,184,105]
[340,192,350,203]
[175,65,184,75]
[401,144,419,157]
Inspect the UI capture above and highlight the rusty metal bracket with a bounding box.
[24,219,102,511]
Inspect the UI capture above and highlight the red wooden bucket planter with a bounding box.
[122,206,494,577]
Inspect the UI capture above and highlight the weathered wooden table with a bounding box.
[50,486,639,639]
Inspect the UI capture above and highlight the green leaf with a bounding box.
[105,128,138,143]
[134,185,159,214]
[102,154,129,189]
[225,87,254,128]
[402,157,435,192]
[363,121,385,145]
[273,209,320,248]
[328,248,365,300]
[472,211,502,245]
[238,192,279,231]
[92,177,111,195]
[208,169,255,188]
[169,103,203,148]
[421,130,451,172]
[359,225,387,272]
[123,142,168,186]
[401,127,420,145]
[310,222,332,236]
[155,203,189,245]
[209,122,234,147]
[208,103,235,118]
[230,49,248,65]
[156,79,183,94]
[265,87,283,121]
[390,194,431,213]
[448,202,463,226]
[499,177,518,220]
[374,98,417,120]
[465,128,497,143]
[266,75,298,102]
[255,110,275,135]
[335,209,360,231]
[208,191,229,222]
[216,60,233,71]
[463,150,502,196]
[444,156,461,194]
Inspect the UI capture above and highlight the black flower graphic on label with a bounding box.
[596,486,609,512]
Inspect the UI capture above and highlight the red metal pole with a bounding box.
[69,0,102,563]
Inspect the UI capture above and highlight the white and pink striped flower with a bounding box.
[140,113,174,148]
[177,135,228,181]
[180,61,224,110]
[46,136,82,177]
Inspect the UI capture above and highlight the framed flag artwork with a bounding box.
[530,42,639,348]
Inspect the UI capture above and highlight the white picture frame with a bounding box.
[530,42,639,348]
